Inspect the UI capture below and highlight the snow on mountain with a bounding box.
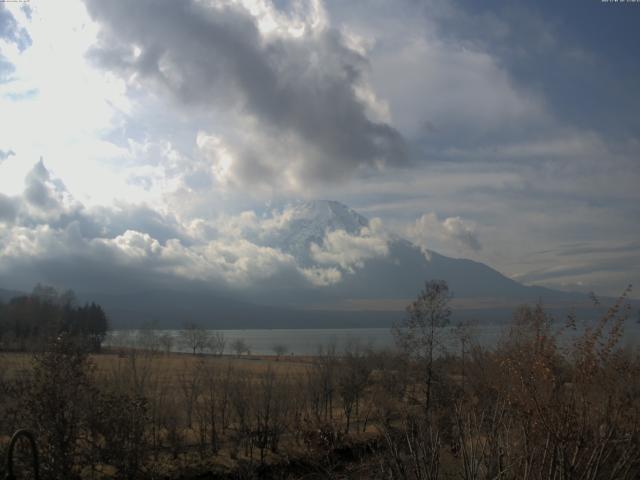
[261,200,370,265]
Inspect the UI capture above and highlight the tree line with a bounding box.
[0,284,108,352]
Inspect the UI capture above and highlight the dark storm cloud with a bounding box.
[426,0,640,139]
[85,205,188,245]
[83,0,406,185]
[24,160,64,210]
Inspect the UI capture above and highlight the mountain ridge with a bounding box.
[2,200,627,328]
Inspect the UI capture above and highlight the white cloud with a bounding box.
[407,212,481,258]
[310,218,389,272]
[300,266,343,287]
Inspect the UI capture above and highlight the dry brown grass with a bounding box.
[96,350,312,375]
[1,350,312,381]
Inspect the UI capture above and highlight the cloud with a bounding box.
[426,0,640,138]
[407,212,481,257]
[0,219,296,291]
[0,4,31,50]
[88,231,303,288]
[0,161,369,292]
[24,159,67,210]
[0,55,13,82]
[440,216,481,252]
[300,266,342,287]
[370,36,545,142]
[0,4,31,83]
[17,159,85,229]
[324,1,548,156]
[0,149,15,162]
[84,0,406,191]
[310,218,389,272]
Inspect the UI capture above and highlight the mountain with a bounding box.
[240,200,583,307]
[261,200,369,264]
[97,200,608,328]
[2,201,625,328]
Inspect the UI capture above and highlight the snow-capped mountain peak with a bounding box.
[264,200,370,264]
[287,200,368,233]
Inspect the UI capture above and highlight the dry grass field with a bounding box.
[1,344,387,478]
[96,349,314,376]
[1,350,317,399]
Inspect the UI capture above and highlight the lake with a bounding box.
[105,321,640,356]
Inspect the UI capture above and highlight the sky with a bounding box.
[0,0,638,298]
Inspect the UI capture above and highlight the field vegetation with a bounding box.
[0,282,639,479]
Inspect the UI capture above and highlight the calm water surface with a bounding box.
[106,322,640,356]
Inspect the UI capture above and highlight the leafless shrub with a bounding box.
[251,367,291,463]
[393,280,452,415]
[90,392,149,480]
[24,336,97,479]
[338,342,372,433]
[485,288,640,479]
[378,416,441,480]
[196,360,234,455]
[178,360,203,431]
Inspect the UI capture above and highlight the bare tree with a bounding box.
[158,332,174,355]
[210,331,226,356]
[338,341,371,433]
[392,279,451,415]
[231,338,250,357]
[137,322,160,354]
[229,370,253,458]
[196,361,235,455]
[272,344,287,360]
[453,320,475,392]
[252,368,291,463]
[178,361,202,429]
[314,343,338,423]
[179,321,210,355]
